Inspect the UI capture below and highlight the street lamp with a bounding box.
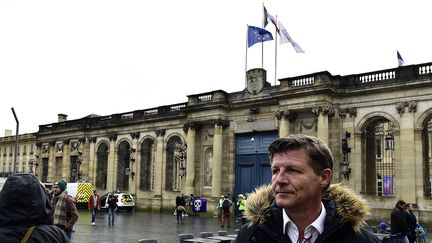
[129,148,136,180]
[341,131,352,180]
[174,144,187,179]
[29,159,35,173]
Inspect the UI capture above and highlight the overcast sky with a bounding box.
[1,0,432,136]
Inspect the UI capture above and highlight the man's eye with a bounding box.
[288,168,300,173]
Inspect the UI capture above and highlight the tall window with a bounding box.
[140,138,155,191]
[96,143,109,190]
[42,158,49,183]
[165,136,182,191]
[364,119,395,196]
[56,157,63,180]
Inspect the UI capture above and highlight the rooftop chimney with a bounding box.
[4,129,12,137]
[58,114,68,122]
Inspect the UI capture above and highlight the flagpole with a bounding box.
[245,25,248,88]
[274,15,278,85]
[261,3,265,68]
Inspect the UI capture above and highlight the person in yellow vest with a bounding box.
[237,194,247,225]
[217,195,224,218]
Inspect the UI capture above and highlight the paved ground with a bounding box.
[71,209,241,243]
[71,209,432,243]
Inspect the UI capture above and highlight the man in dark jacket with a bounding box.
[237,134,380,243]
[0,173,69,243]
[391,200,409,243]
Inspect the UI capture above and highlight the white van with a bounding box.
[100,191,135,212]
[0,177,7,191]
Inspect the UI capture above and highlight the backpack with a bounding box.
[222,199,230,212]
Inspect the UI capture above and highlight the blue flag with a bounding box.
[248,26,273,48]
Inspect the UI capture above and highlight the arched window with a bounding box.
[422,118,432,197]
[165,136,182,191]
[96,143,109,190]
[363,119,395,196]
[117,141,131,191]
[140,138,155,191]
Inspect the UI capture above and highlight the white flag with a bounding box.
[278,21,305,53]
[397,50,404,66]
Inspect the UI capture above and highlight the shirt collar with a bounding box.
[282,202,326,235]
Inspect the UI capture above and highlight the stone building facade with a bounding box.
[0,130,37,176]
[14,62,432,223]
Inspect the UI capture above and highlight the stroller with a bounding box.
[415,223,426,243]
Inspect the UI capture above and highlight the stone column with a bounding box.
[47,142,55,182]
[88,137,96,183]
[312,106,334,145]
[184,123,196,196]
[130,132,140,195]
[62,140,70,180]
[276,110,297,138]
[211,123,223,198]
[397,101,417,202]
[107,134,117,192]
[153,129,165,210]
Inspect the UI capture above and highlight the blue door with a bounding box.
[235,131,278,197]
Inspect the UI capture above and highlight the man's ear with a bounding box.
[320,168,333,189]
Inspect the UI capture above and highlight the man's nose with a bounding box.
[274,169,288,183]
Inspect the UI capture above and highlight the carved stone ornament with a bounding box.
[155,129,166,137]
[246,68,266,95]
[213,118,229,128]
[108,133,117,141]
[312,106,335,117]
[408,101,417,113]
[42,145,49,154]
[56,143,63,152]
[275,110,284,120]
[396,101,417,114]
[339,108,357,118]
[297,119,317,133]
[130,132,140,140]
[396,102,405,114]
[71,141,79,151]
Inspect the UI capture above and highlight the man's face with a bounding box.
[271,148,331,212]
[53,184,62,195]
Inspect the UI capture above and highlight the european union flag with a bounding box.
[248,26,273,48]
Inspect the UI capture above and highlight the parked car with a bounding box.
[100,191,135,212]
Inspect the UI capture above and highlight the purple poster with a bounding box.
[383,176,393,196]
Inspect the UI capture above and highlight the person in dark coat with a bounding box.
[0,173,69,243]
[391,200,409,243]
[236,134,380,243]
[107,191,118,226]
[175,192,186,223]
[405,203,417,243]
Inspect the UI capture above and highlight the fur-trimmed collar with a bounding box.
[243,183,370,233]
